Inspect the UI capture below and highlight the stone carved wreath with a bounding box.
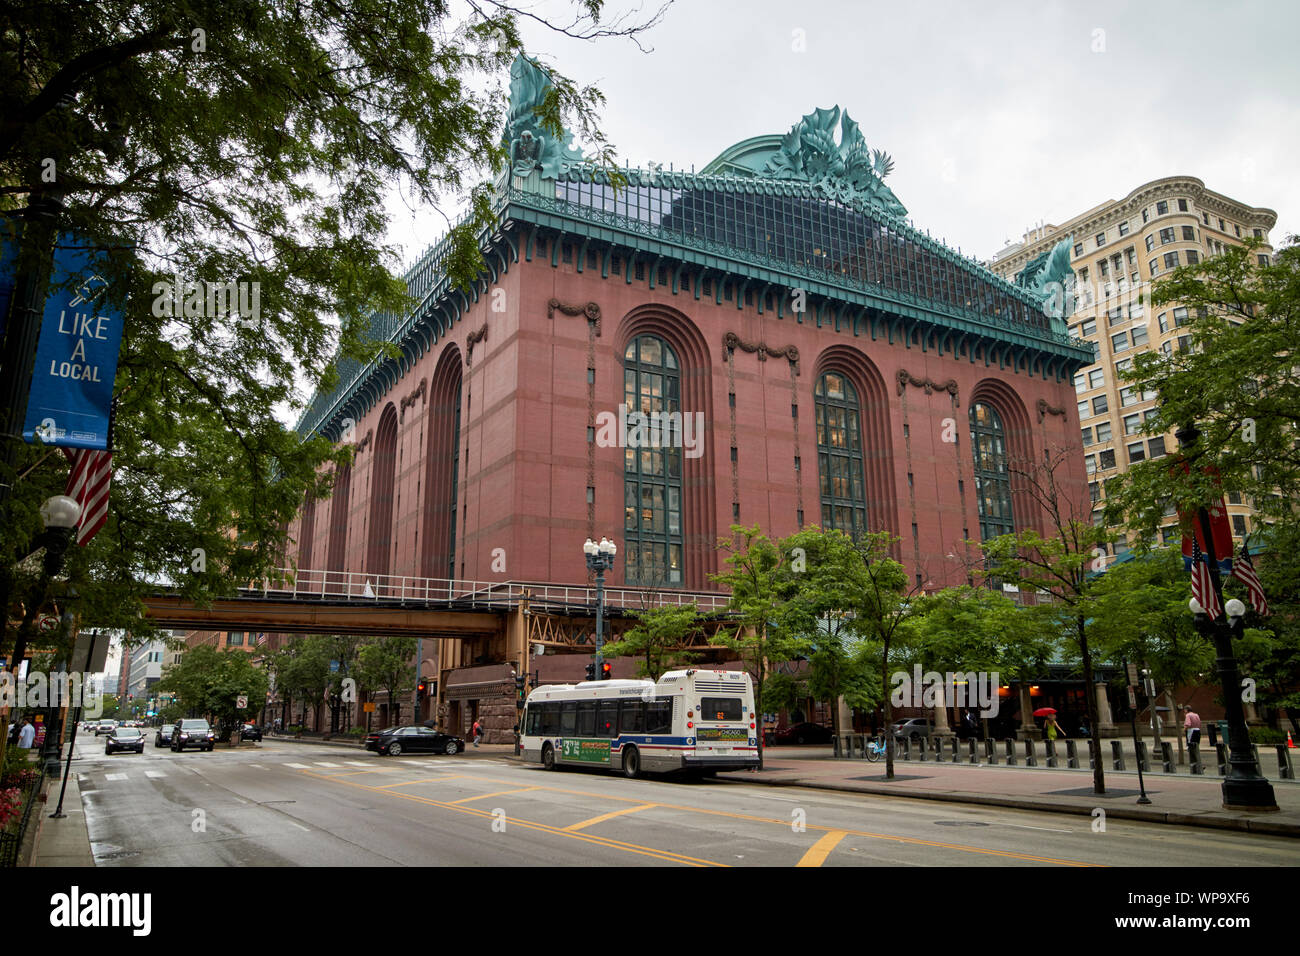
[547,298,602,336]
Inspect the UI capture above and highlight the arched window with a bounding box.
[969,402,1014,540]
[623,335,683,586]
[815,372,868,537]
[366,404,399,581]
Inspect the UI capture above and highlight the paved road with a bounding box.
[73,740,1298,867]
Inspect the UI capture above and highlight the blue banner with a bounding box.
[21,235,125,449]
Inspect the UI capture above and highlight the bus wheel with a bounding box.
[622,746,640,779]
[542,744,556,771]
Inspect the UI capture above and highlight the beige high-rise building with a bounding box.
[990,176,1276,564]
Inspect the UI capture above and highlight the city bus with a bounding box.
[520,669,759,778]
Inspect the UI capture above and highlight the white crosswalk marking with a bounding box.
[145,771,166,778]
[105,773,128,781]
[313,761,342,768]
[285,762,310,769]
[343,761,372,768]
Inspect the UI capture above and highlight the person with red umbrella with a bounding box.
[1035,707,1065,742]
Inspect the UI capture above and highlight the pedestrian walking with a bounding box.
[1184,707,1202,747]
[1043,713,1065,742]
[472,718,483,748]
[17,718,36,750]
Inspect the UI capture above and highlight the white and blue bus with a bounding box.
[520,669,759,778]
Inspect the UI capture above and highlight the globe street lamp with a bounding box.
[1177,424,1277,810]
[583,538,617,669]
[35,496,81,776]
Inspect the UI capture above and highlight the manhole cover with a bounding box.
[934,820,990,827]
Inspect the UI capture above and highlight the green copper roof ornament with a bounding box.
[503,54,587,179]
[762,106,907,217]
[1013,236,1078,321]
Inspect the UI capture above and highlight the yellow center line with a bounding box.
[796,830,847,868]
[448,774,1100,867]
[376,775,469,788]
[446,786,542,804]
[294,770,724,866]
[565,803,659,832]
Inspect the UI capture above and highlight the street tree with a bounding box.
[602,603,702,682]
[0,1,666,660]
[153,644,267,735]
[976,448,1113,794]
[709,525,810,769]
[353,636,418,729]
[1108,238,1300,544]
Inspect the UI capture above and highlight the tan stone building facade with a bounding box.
[990,176,1277,564]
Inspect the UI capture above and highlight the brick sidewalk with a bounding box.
[718,752,1300,837]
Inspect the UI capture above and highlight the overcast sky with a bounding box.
[384,0,1299,269]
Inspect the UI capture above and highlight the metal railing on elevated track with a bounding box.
[241,569,733,615]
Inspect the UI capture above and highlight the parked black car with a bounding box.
[105,727,145,755]
[240,724,262,742]
[774,722,833,745]
[365,726,463,756]
[171,718,215,752]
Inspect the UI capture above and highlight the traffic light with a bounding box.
[416,679,428,699]
[584,663,596,681]
[600,662,612,680]
[514,673,526,709]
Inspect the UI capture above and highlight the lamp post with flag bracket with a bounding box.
[1177,423,1277,810]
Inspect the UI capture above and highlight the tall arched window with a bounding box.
[623,334,683,586]
[815,372,868,537]
[969,402,1014,540]
[366,404,399,581]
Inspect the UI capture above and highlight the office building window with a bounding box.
[816,372,869,538]
[1099,449,1116,470]
[1111,331,1130,352]
[1182,226,1196,241]
[1148,437,1166,459]
[1159,227,1175,245]
[1081,426,1093,446]
[1092,395,1109,415]
[1124,412,1142,435]
[1074,372,1087,394]
[1130,324,1149,347]
[1095,421,1112,442]
[1128,441,1145,463]
[623,334,683,586]
[1178,199,1188,212]
[969,403,1015,541]
[1156,200,1169,215]
[1120,386,1139,407]
[1232,515,1248,538]
[1118,221,1129,236]
[1145,235,1155,253]
[1186,250,1199,265]
[1163,252,1180,270]
[1074,242,1083,257]
[1077,399,1090,419]
[1096,232,1107,247]
[1089,368,1105,388]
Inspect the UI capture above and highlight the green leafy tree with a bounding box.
[779,527,879,736]
[837,532,922,779]
[353,636,417,728]
[0,1,662,660]
[1109,238,1300,543]
[901,585,1055,733]
[710,526,811,769]
[977,448,1114,794]
[270,636,332,731]
[1233,522,1300,735]
[603,603,701,682]
[154,644,267,736]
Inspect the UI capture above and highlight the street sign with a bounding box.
[1127,687,1137,708]
[236,695,248,709]
[363,702,376,713]
[1125,662,1138,685]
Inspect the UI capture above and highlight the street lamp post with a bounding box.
[583,538,617,668]
[34,496,81,777]
[1177,424,1277,810]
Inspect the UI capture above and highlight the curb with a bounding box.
[717,773,1300,838]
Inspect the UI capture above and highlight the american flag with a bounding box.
[1231,543,1270,616]
[1190,537,1223,620]
[62,448,112,545]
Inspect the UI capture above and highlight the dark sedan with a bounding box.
[365,726,463,756]
[154,724,175,747]
[773,722,833,745]
[106,727,145,755]
[240,724,262,742]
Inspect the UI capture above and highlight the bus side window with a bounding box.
[560,701,578,736]
[647,699,672,735]
[576,701,596,737]
[542,702,560,736]
[620,699,645,735]
[596,700,619,737]
[525,706,540,736]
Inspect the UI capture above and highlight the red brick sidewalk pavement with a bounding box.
[716,752,1300,837]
